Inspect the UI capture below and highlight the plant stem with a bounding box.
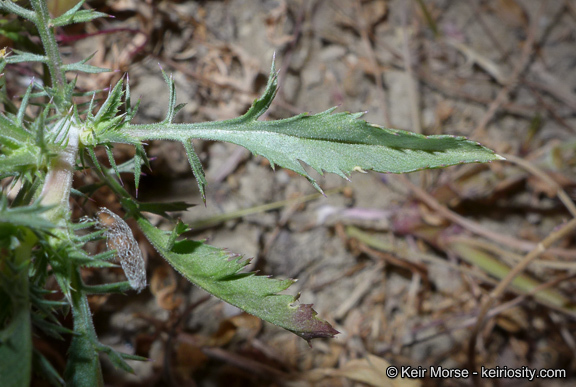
[30,0,67,99]
[65,268,104,387]
[39,117,80,225]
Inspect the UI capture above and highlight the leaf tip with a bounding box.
[289,303,339,342]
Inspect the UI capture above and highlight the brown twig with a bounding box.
[468,216,576,381]
[355,0,391,127]
[415,69,541,118]
[526,63,576,112]
[373,32,546,121]
[345,225,499,287]
[400,1,421,133]
[275,1,307,105]
[503,153,576,218]
[333,262,384,320]
[524,82,575,133]
[398,175,531,251]
[450,236,576,271]
[397,174,576,257]
[466,0,508,60]
[201,347,292,381]
[358,243,428,280]
[398,273,576,351]
[471,4,539,140]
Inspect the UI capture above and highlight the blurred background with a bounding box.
[5,0,576,386]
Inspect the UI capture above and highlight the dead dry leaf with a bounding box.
[301,355,421,387]
[209,313,262,347]
[174,340,209,381]
[150,265,182,310]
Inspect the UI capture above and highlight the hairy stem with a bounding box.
[65,268,104,387]
[39,117,80,224]
[30,0,67,98]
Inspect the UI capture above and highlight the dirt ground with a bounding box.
[17,0,576,386]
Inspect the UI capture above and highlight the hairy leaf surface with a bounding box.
[123,63,503,192]
[135,215,338,341]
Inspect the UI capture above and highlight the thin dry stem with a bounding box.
[400,1,421,133]
[468,217,576,380]
[471,3,539,140]
[398,175,539,252]
[355,0,391,127]
[503,153,576,218]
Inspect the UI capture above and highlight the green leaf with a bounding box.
[92,78,125,131]
[183,139,207,203]
[0,147,39,173]
[83,281,133,294]
[64,269,104,387]
[135,214,338,341]
[104,145,122,184]
[0,2,36,21]
[31,315,70,341]
[94,343,144,374]
[159,68,177,124]
[67,252,118,268]
[0,228,35,387]
[0,284,32,387]
[0,113,30,146]
[86,147,104,175]
[166,220,189,251]
[61,61,110,74]
[51,1,109,27]
[123,62,503,192]
[5,50,47,64]
[133,145,143,196]
[123,73,140,122]
[16,80,34,126]
[33,350,65,387]
[0,200,55,231]
[61,52,109,75]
